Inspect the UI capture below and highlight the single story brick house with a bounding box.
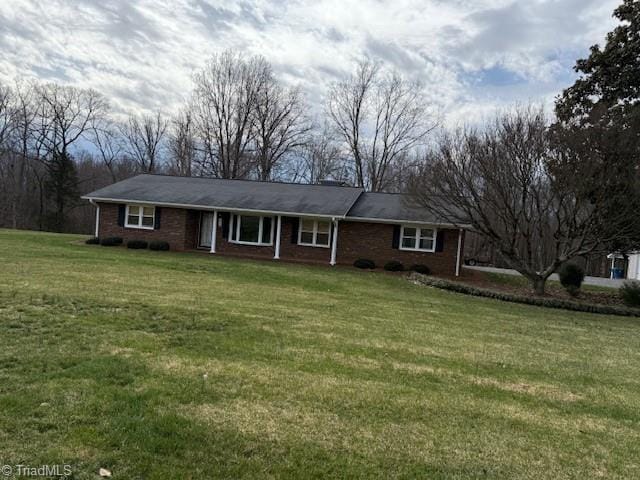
[82,174,470,275]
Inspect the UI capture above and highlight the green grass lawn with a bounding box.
[1,229,639,479]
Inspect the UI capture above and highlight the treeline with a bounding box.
[0,52,436,234]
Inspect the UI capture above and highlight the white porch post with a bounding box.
[274,215,282,259]
[610,256,616,279]
[94,204,100,238]
[210,210,218,254]
[455,228,463,277]
[330,218,339,266]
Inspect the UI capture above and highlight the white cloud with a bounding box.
[0,0,621,125]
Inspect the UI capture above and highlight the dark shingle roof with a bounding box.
[84,174,470,225]
[83,174,364,218]
[346,192,466,225]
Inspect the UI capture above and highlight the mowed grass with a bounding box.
[0,229,639,479]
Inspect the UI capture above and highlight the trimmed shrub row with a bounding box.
[149,240,170,251]
[384,260,404,272]
[353,259,430,275]
[127,240,148,249]
[354,258,376,269]
[88,237,170,252]
[100,236,123,247]
[409,272,640,317]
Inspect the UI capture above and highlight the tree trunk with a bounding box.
[532,277,546,296]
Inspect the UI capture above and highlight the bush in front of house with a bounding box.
[558,263,585,297]
[354,259,376,269]
[384,260,404,272]
[149,240,170,251]
[127,239,148,249]
[620,280,640,307]
[410,264,431,275]
[100,236,123,246]
[85,237,100,245]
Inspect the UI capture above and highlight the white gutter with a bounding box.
[82,196,349,220]
[346,215,473,229]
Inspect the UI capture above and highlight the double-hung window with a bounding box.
[126,205,155,229]
[400,226,436,252]
[298,219,331,248]
[229,214,273,245]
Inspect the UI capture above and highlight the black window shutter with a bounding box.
[392,225,401,249]
[221,212,230,238]
[231,214,238,241]
[291,217,299,244]
[435,230,444,252]
[117,204,125,227]
[154,207,161,229]
[262,217,272,244]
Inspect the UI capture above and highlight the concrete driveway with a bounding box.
[464,265,624,289]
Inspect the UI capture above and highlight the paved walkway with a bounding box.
[464,265,624,289]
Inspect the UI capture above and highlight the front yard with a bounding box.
[0,229,639,479]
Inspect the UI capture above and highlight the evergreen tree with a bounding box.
[553,0,640,252]
[44,151,79,232]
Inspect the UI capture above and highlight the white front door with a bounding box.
[199,212,215,248]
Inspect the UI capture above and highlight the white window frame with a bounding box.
[298,218,331,248]
[400,225,437,253]
[229,214,274,246]
[125,204,155,230]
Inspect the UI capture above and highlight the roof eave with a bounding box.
[344,215,472,229]
[82,195,350,219]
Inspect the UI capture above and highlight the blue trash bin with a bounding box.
[612,268,624,279]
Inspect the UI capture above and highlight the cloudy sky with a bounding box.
[0,0,620,124]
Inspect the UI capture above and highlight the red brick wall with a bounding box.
[97,203,191,250]
[200,215,331,263]
[337,221,463,275]
[96,203,462,273]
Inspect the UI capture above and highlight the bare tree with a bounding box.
[120,111,168,173]
[191,50,269,178]
[167,108,196,176]
[298,123,349,184]
[36,84,108,159]
[252,81,311,180]
[0,84,14,148]
[328,58,438,192]
[33,83,108,231]
[91,119,123,182]
[408,106,639,294]
[3,82,40,229]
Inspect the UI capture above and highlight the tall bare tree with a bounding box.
[167,108,196,176]
[408,106,640,294]
[120,111,168,173]
[34,83,108,231]
[298,123,349,184]
[252,81,311,180]
[3,82,40,229]
[91,119,123,182]
[328,59,438,192]
[191,50,269,178]
[36,84,108,159]
[0,84,14,148]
